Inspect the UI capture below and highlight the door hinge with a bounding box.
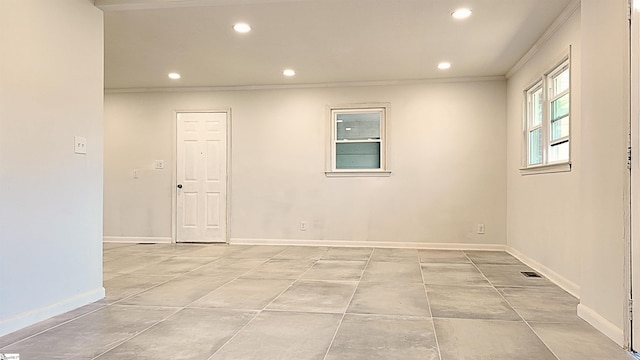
[630,299,634,320]
[628,146,632,170]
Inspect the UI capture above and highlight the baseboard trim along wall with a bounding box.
[103,236,172,244]
[506,246,581,298]
[0,287,105,338]
[229,238,507,251]
[577,303,624,347]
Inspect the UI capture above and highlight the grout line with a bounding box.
[420,250,443,360]
[206,246,327,359]
[320,247,375,360]
[463,251,561,360]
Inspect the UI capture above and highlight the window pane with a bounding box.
[549,141,569,162]
[529,129,543,165]
[530,88,543,127]
[551,93,569,121]
[551,116,569,141]
[553,68,569,94]
[336,112,381,141]
[336,142,380,169]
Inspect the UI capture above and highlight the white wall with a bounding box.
[506,7,582,294]
[0,0,104,336]
[104,79,507,247]
[578,0,629,345]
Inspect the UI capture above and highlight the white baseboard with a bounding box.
[230,238,506,251]
[0,287,105,338]
[506,246,580,298]
[103,236,172,244]
[577,303,624,347]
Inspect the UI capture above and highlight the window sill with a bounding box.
[325,170,392,177]
[520,162,571,176]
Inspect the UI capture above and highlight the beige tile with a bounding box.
[209,311,341,360]
[530,321,637,360]
[322,247,373,261]
[240,259,316,280]
[435,318,556,360]
[427,285,520,320]
[268,280,357,313]
[0,305,177,359]
[348,282,430,316]
[96,308,256,359]
[189,278,293,310]
[301,260,367,281]
[273,246,329,260]
[119,275,232,307]
[326,314,439,360]
[421,263,491,286]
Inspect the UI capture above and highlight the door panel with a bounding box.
[176,112,227,243]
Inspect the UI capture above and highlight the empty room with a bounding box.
[2,0,640,359]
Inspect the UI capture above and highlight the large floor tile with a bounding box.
[273,246,329,260]
[427,285,520,320]
[301,260,367,281]
[226,245,287,259]
[240,259,316,280]
[103,274,174,303]
[0,302,106,348]
[464,251,522,265]
[322,247,373,261]
[181,245,243,257]
[418,250,471,264]
[498,286,581,323]
[530,322,637,360]
[361,260,423,283]
[347,282,430,316]
[186,258,266,277]
[477,264,553,287]
[268,280,357,313]
[0,305,177,359]
[421,263,491,286]
[209,311,341,360]
[369,248,418,261]
[96,308,256,360]
[103,255,170,275]
[189,278,293,310]
[132,256,217,275]
[434,318,556,360]
[119,275,232,307]
[325,314,439,360]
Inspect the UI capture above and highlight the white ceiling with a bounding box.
[97,0,574,89]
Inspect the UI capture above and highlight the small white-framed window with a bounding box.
[326,105,390,177]
[522,57,570,174]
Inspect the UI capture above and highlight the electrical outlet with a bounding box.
[300,221,307,231]
[154,160,164,169]
[133,169,140,179]
[477,224,485,234]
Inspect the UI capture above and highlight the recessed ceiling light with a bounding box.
[451,8,472,19]
[233,23,251,33]
[437,62,452,70]
[283,69,296,77]
[168,72,181,79]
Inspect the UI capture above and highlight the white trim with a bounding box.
[229,238,506,251]
[103,236,172,244]
[506,0,581,79]
[104,76,506,94]
[519,162,571,175]
[577,303,625,347]
[325,171,391,177]
[506,246,580,298]
[0,287,105,338]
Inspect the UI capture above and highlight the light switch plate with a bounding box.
[154,160,164,169]
[74,136,87,154]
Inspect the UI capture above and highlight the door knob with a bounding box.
[177,184,183,189]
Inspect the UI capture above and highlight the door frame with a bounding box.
[631,0,638,351]
[171,109,232,244]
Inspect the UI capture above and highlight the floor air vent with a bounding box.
[521,271,542,278]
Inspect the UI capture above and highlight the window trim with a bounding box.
[521,51,571,175]
[325,103,390,177]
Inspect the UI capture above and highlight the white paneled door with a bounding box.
[176,112,228,243]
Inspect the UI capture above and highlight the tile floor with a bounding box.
[0,243,637,359]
